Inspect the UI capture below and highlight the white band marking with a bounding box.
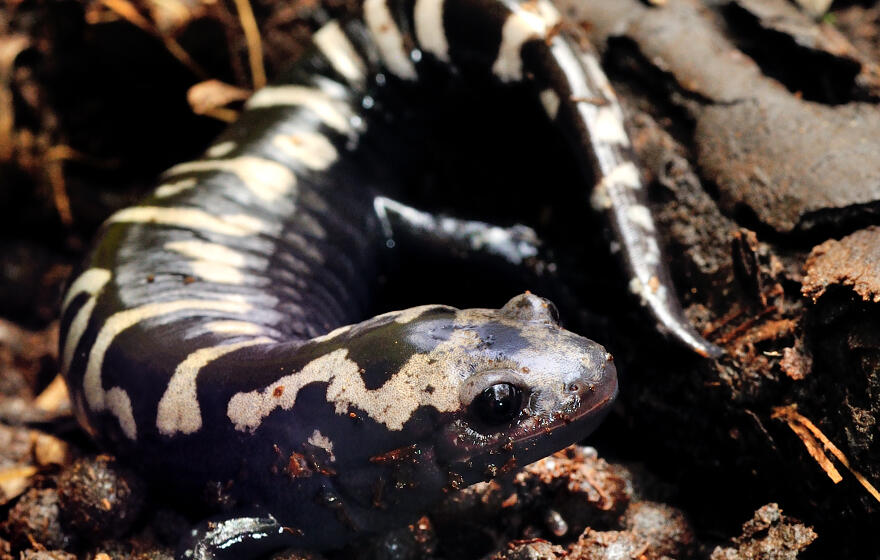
[246,86,354,134]
[106,207,268,237]
[83,298,253,440]
[205,141,237,158]
[272,132,339,171]
[165,157,296,202]
[493,0,561,81]
[594,106,631,146]
[154,178,197,199]
[314,21,368,86]
[364,0,418,80]
[165,240,250,285]
[61,269,113,374]
[106,387,137,440]
[165,240,247,267]
[539,89,560,120]
[228,327,492,432]
[414,0,449,62]
[626,205,655,232]
[157,337,273,436]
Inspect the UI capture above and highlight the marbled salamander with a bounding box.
[59,0,720,557]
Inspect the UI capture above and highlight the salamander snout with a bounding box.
[435,294,617,481]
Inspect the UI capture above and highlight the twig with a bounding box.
[773,404,880,504]
[231,0,267,89]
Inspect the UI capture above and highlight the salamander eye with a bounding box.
[473,383,523,425]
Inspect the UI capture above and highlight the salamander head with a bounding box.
[283,293,616,539]
[335,293,616,485]
[423,293,617,485]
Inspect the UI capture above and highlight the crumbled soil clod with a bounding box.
[491,539,566,560]
[802,226,880,304]
[567,529,650,560]
[518,447,632,535]
[57,455,145,542]
[432,448,697,560]
[4,488,72,551]
[621,501,695,559]
[0,424,73,508]
[0,423,37,467]
[710,503,817,560]
[432,445,633,551]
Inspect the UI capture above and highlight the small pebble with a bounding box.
[567,529,649,560]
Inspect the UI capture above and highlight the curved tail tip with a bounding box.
[680,329,724,359]
[695,340,724,359]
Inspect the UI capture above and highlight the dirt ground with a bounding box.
[0,0,878,558]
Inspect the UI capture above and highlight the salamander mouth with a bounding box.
[438,370,618,485]
[505,385,616,459]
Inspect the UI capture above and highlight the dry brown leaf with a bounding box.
[187,79,250,121]
[33,374,71,414]
[0,465,38,506]
[146,0,212,34]
[32,432,71,468]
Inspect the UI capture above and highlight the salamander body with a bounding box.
[59,0,718,557]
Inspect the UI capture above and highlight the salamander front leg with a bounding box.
[373,195,594,331]
[176,511,298,560]
[373,196,542,266]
